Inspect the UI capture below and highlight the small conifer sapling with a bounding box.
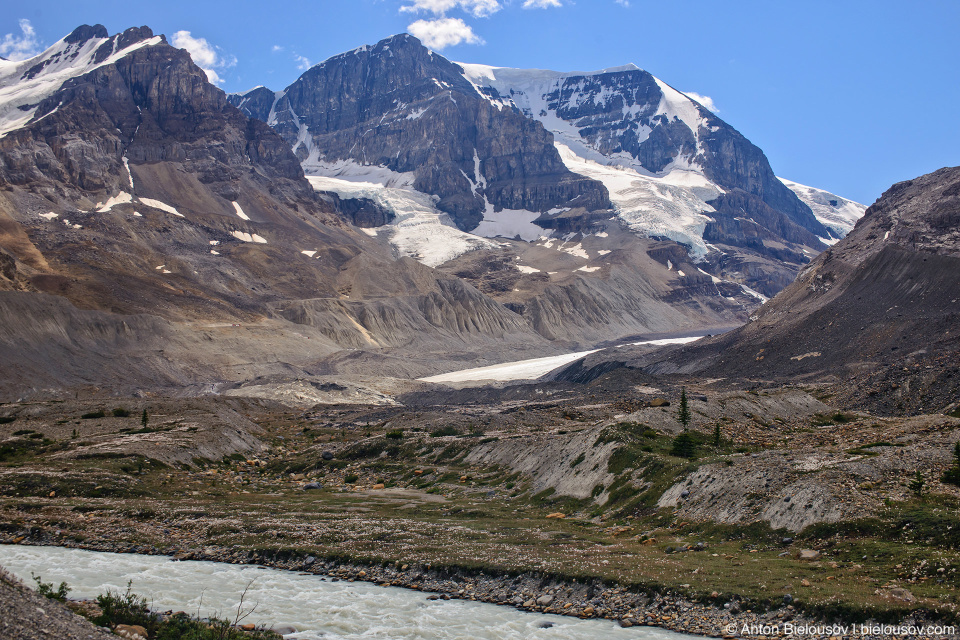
[677,387,691,430]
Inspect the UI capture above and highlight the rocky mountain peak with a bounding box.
[64,24,109,44]
[854,166,960,253]
[231,33,611,231]
[284,32,479,133]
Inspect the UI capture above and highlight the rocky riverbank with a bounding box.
[3,536,956,640]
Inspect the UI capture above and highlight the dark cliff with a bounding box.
[231,34,611,231]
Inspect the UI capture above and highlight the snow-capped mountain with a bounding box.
[0,24,762,397]
[458,63,850,250]
[0,25,163,138]
[231,34,866,298]
[231,34,609,233]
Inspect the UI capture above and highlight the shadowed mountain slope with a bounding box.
[555,167,960,415]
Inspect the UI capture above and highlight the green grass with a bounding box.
[7,402,960,626]
[0,437,54,462]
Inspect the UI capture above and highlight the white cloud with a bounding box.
[171,30,236,85]
[407,18,483,49]
[0,19,42,61]
[401,0,458,13]
[272,45,284,52]
[522,0,562,7]
[683,91,719,113]
[294,53,311,70]
[615,0,630,6]
[401,0,501,18]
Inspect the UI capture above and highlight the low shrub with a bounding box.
[31,573,70,602]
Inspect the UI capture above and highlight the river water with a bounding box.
[0,545,699,640]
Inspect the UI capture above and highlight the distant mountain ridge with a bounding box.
[230,33,866,298]
[232,34,611,233]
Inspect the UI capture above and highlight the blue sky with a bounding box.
[3,0,958,205]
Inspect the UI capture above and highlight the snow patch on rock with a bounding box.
[232,201,250,221]
[779,177,866,238]
[139,198,184,218]
[95,191,133,212]
[305,173,496,267]
[0,32,162,138]
[232,231,267,244]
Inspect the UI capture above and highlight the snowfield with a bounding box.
[554,144,716,258]
[419,350,600,384]
[420,336,702,384]
[306,171,498,267]
[779,177,866,239]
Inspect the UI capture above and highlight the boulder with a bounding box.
[114,625,148,640]
[270,626,297,635]
[880,587,916,603]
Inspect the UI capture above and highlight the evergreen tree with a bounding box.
[713,422,722,448]
[141,409,148,429]
[909,470,926,498]
[942,442,960,487]
[677,387,691,430]
[671,431,697,459]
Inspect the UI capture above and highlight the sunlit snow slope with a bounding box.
[458,63,727,257]
[0,26,162,137]
[779,177,867,241]
[304,161,501,267]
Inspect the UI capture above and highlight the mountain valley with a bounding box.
[0,22,958,639]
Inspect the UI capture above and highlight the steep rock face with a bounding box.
[581,167,960,415]
[320,192,394,228]
[704,190,826,251]
[230,34,610,231]
[229,85,275,122]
